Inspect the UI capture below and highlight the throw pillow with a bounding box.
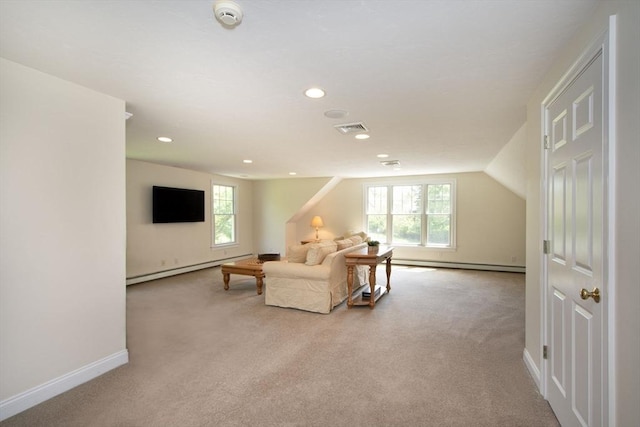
[335,239,353,250]
[288,244,310,263]
[305,241,337,266]
[348,235,363,245]
[354,231,369,242]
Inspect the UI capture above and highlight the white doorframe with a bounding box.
[605,15,617,427]
[539,15,617,426]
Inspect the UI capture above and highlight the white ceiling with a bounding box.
[0,0,599,180]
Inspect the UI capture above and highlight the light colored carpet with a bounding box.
[2,266,559,426]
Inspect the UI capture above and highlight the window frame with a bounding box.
[211,183,237,247]
[364,179,456,249]
[424,181,456,248]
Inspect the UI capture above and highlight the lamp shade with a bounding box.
[310,216,324,228]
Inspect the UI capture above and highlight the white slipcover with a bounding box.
[263,243,368,314]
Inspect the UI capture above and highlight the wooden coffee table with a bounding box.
[221,258,265,295]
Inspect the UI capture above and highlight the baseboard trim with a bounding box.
[0,349,129,422]
[126,254,253,285]
[523,348,541,390]
[393,259,526,273]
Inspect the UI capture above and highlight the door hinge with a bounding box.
[544,135,550,149]
[543,240,551,254]
[543,345,548,360]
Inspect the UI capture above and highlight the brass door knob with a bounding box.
[580,287,600,303]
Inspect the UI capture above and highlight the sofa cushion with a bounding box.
[334,239,353,250]
[305,240,337,266]
[288,244,310,263]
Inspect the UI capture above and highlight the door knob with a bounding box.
[580,287,600,303]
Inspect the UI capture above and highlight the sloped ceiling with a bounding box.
[0,0,599,179]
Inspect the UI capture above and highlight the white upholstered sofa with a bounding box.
[262,236,368,314]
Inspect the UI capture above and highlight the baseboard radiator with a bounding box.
[126,254,254,285]
[392,258,525,273]
[126,255,525,286]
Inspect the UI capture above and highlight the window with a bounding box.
[366,186,387,242]
[212,184,236,245]
[392,185,422,244]
[425,183,452,247]
[365,181,455,248]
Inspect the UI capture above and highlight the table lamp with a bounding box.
[310,216,324,241]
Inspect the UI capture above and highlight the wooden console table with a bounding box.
[345,246,393,309]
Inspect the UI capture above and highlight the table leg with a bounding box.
[347,265,354,307]
[385,257,392,293]
[369,265,377,309]
[256,275,264,295]
[223,272,230,290]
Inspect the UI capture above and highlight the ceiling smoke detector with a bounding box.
[324,109,349,119]
[214,1,243,27]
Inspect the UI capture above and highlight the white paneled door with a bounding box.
[545,46,607,427]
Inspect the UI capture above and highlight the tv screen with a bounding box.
[152,186,205,223]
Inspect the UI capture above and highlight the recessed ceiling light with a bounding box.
[304,87,325,99]
[355,134,370,140]
[377,154,389,158]
[243,159,253,164]
[289,172,297,176]
[157,136,173,143]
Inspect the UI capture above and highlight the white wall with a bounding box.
[126,159,254,280]
[256,172,526,269]
[524,1,640,425]
[485,123,527,199]
[0,58,127,418]
[252,177,332,254]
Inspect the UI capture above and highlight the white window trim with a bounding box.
[211,182,238,248]
[363,179,457,249]
[425,179,457,250]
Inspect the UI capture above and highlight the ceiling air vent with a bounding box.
[334,122,368,134]
[380,160,401,167]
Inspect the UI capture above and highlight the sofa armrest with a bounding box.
[325,242,368,286]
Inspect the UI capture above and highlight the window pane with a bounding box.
[366,214,386,242]
[214,214,234,244]
[367,187,387,214]
[392,214,421,244]
[427,184,451,214]
[392,185,421,214]
[213,185,234,214]
[427,214,450,246]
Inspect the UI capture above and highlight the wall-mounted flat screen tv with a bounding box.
[152,186,205,223]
